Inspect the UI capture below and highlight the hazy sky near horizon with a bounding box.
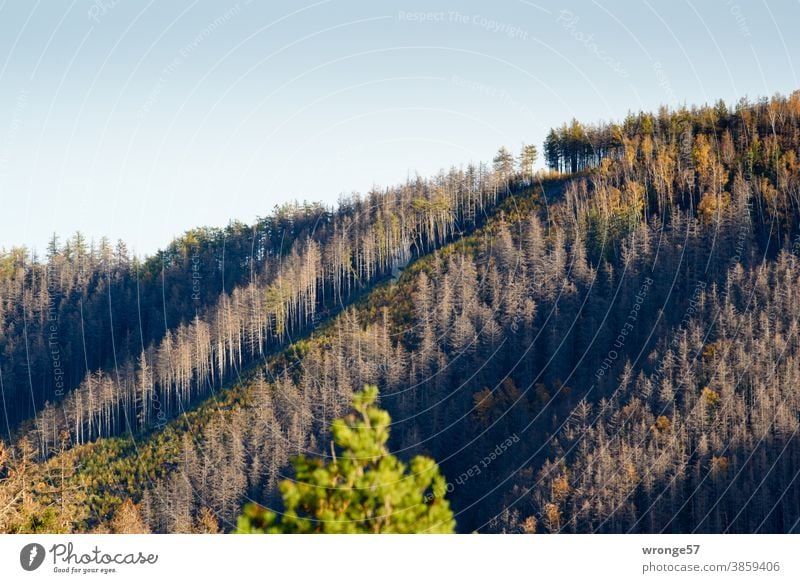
[1,0,798,257]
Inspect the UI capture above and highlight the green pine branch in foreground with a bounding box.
[236,386,455,534]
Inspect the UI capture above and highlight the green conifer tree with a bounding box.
[236,386,455,533]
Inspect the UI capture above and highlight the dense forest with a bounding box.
[1,157,526,454]
[2,92,800,534]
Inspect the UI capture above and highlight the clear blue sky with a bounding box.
[1,0,798,257]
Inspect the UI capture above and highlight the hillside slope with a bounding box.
[3,92,800,533]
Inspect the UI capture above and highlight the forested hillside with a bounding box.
[1,156,531,455]
[2,92,800,534]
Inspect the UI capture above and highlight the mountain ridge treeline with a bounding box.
[2,156,540,453]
